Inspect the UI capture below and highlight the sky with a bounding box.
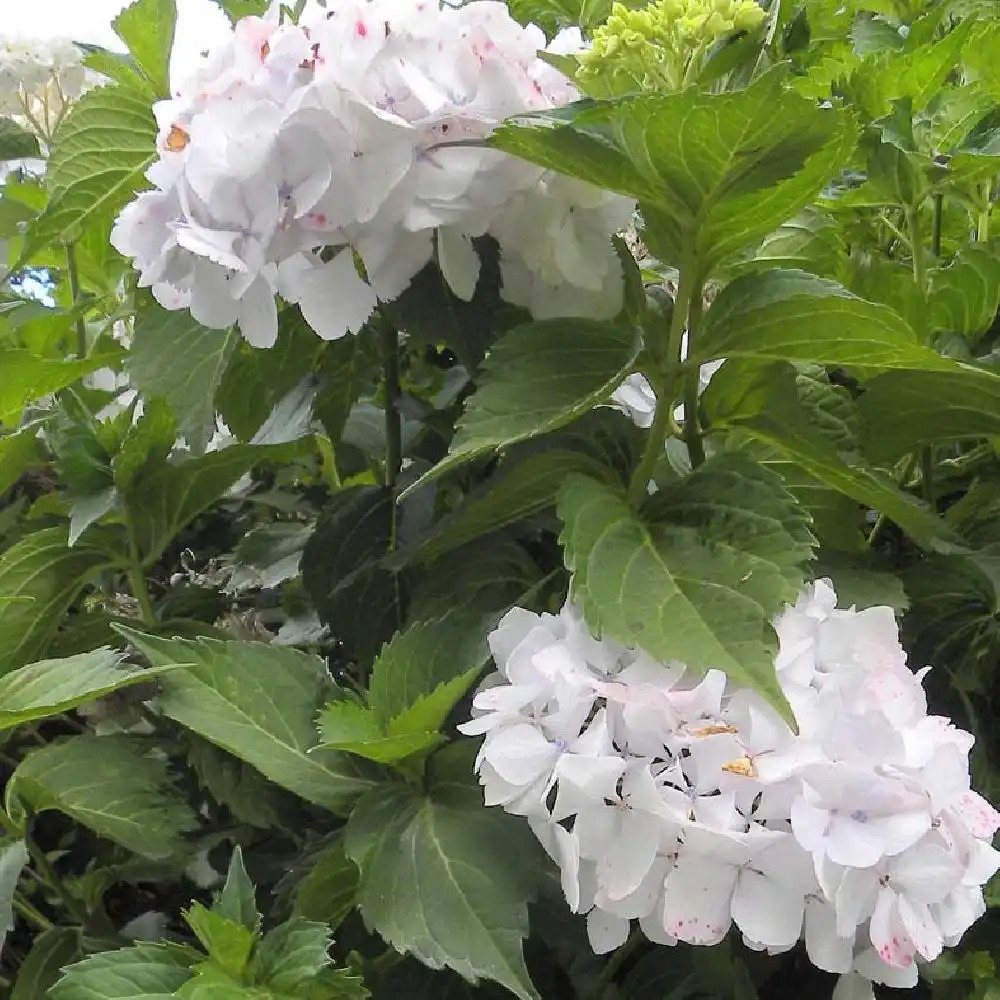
[2,0,233,86]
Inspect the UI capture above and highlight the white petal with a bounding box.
[597,810,661,902]
[481,724,557,786]
[586,907,629,954]
[897,895,942,961]
[190,261,237,329]
[662,854,737,945]
[804,898,853,974]
[237,276,278,348]
[831,974,875,1000]
[438,227,480,301]
[296,252,377,341]
[869,888,917,971]
[732,869,805,950]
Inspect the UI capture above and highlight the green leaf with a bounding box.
[6,734,198,858]
[345,744,542,1000]
[0,839,28,952]
[112,0,177,97]
[0,647,179,730]
[127,299,236,454]
[252,918,332,994]
[0,350,111,426]
[126,446,275,565]
[114,398,178,492]
[301,487,398,667]
[290,838,359,929]
[185,736,285,829]
[492,70,856,269]
[211,0,270,23]
[926,246,1000,341]
[0,118,40,161]
[0,527,117,675]
[312,324,382,442]
[315,702,445,765]
[385,669,482,740]
[702,360,962,552]
[119,630,381,814]
[859,367,1000,463]
[174,965,244,1000]
[406,318,638,492]
[184,904,256,980]
[0,427,40,496]
[694,270,952,372]
[558,470,797,721]
[10,927,81,1000]
[51,943,197,1000]
[215,846,260,933]
[27,84,155,253]
[368,613,490,722]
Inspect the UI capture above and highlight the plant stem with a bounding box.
[64,243,87,359]
[921,444,935,509]
[931,194,943,257]
[380,319,402,489]
[627,262,697,504]
[866,452,919,548]
[681,280,706,468]
[586,930,642,1000]
[907,207,926,297]
[123,503,156,625]
[13,893,52,931]
[27,838,87,924]
[978,180,992,243]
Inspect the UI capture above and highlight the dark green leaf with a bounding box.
[252,918,332,994]
[406,318,638,492]
[859,367,1000,464]
[558,470,797,722]
[0,427,41,496]
[114,397,178,491]
[6,734,198,858]
[927,246,1000,341]
[0,118,41,161]
[695,270,952,372]
[0,350,112,426]
[127,298,236,454]
[10,927,81,1000]
[312,326,381,443]
[493,71,856,269]
[0,839,28,953]
[215,846,260,933]
[119,630,381,814]
[345,744,542,1000]
[290,837,359,930]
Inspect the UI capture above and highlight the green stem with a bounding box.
[931,194,943,257]
[978,180,992,243]
[13,893,52,931]
[380,320,402,489]
[64,244,87,359]
[681,279,706,468]
[921,445,935,509]
[907,208,926,297]
[123,502,156,625]
[627,263,697,504]
[866,452,919,548]
[586,930,643,1000]
[27,838,86,924]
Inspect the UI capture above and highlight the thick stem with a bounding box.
[123,501,156,626]
[681,280,706,468]
[380,319,402,490]
[626,380,674,505]
[907,208,926,297]
[65,244,87,359]
[978,180,992,243]
[13,894,52,932]
[931,194,943,258]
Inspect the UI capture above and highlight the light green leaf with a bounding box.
[212,0,270,23]
[315,702,445,765]
[290,838,359,929]
[345,744,541,1000]
[927,246,1000,341]
[558,471,796,721]
[10,927,81,1000]
[0,426,40,496]
[386,669,483,740]
[405,318,638,493]
[27,84,155,253]
[6,734,199,858]
[113,397,178,492]
[0,350,112,426]
[68,487,118,546]
[214,846,261,933]
[0,647,179,730]
[127,298,236,454]
[252,918,332,994]
[858,367,1000,464]
[50,943,197,1000]
[0,839,28,952]
[0,527,117,675]
[368,613,490,723]
[184,904,256,980]
[695,270,953,372]
[119,630,381,814]
[112,0,177,97]
[0,118,40,160]
[174,965,244,1000]
[492,71,856,269]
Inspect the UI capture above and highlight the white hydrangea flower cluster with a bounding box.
[110,0,634,349]
[462,582,1000,998]
[0,36,89,141]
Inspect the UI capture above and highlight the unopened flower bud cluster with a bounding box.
[462,582,1000,999]
[111,0,634,349]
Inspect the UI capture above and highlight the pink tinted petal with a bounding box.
[897,895,942,961]
[955,791,1000,840]
[869,889,915,970]
[662,855,737,945]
